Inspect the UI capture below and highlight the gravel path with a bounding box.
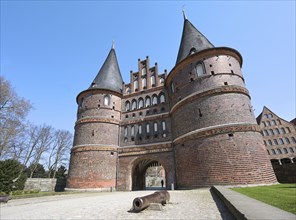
[0,188,234,219]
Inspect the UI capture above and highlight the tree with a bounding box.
[47,130,72,178]
[0,159,27,193]
[0,76,32,160]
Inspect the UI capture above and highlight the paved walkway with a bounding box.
[0,188,234,219]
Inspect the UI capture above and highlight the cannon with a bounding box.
[132,190,170,212]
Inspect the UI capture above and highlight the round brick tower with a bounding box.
[66,46,123,190]
[167,17,277,188]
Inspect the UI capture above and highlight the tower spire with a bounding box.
[112,40,115,49]
[182,8,187,20]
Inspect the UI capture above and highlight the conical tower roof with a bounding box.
[89,46,123,93]
[176,17,214,64]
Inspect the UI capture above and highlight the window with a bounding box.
[160,77,164,84]
[286,127,291,133]
[285,137,290,144]
[267,150,270,155]
[151,75,156,86]
[273,139,278,145]
[196,62,205,76]
[279,138,284,145]
[283,148,288,154]
[142,77,147,88]
[267,121,271,126]
[171,82,175,93]
[271,120,276,125]
[142,67,146,76]
[138,125,142,135]
[271,149,276,155]
[268,114,273,118]
[154,122,158,132]
[125,101,130,111]
[275,128,280,134]
[160,93,165,104]
[277,119,281,125]
[126,87,130,94]
[291,137,296,143]
[289,147,294,153]
[264,114,268,118]
[134,76,138,91]
[138,98,144,109]
[124,127,128,137]
[104,95,110,106]
[145,96,151,107]
[263,122,266,127]
[131,126,135,137]
[162,121,166,131]
[277,149,282,154]
[152,95,158,105]
[132,100,137,110]
[281,128,286,134]
[267,140,272,146]
[263,130,269,136]
[146,123,150,133]
[269,129,274,135]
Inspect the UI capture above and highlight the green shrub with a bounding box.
[0,159,27,194]
[11,190,24,195]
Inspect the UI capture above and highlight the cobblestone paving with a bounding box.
[0,188,234,219]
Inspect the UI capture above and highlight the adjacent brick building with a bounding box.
[256,106,296,183]
[66,15,277,191]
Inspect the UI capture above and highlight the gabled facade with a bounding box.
[66,15,277,191]
[257,106,296,165]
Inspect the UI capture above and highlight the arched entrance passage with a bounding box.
[132,158,166,191]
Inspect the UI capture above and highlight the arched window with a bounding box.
[151,75,156,86]
[132,99,137,110]
[124,127,128,137]
[279,138,284,145]
[159,93,165,104]
[267,140,272,145]
[291,137,296,143]
[142,68,146,76]
[142,77,147,88]
[126,87,130,94]
[285,137,290,144]
[104,95,110,106]
[262,122,266,127]
[79,97,84,108]
[125,101,130,111]
[131,126,135,137]
[271,149,276,155]
[277,148,282,154]
[263,130,269,136]
[289,147,294,153]
[171,82,175,93]
[146,123,150,133]
[271,120,276,125]
[286,127,291,133]
[153,122,158,132]
[275,128,280,134]
[138,98,144,109]
[152,95,158,105]
[134,75,138,91]
[267,150,270,155]
[138,125,142,135]
[145,96,151,107]
[160,77,164,84]
[162,121,166,131]
[269,129,274,135]
[273,139,278,145]
[196,62,205,76]
[281,127,286,134]
[283,148,288,154]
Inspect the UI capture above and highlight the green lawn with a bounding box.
[231,184,296,215]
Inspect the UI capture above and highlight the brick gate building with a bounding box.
[66,15,277,191]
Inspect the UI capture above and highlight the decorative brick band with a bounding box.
[119,142,172,157]
[173,123,261,144]
[75,117,120,127]
[170,85,250,114]
[76,88,122,104]
[121,112,170,126]
[71,145,118,153]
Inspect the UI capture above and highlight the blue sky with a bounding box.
[1,1,295,134]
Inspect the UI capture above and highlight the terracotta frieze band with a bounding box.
[75,117,120,127]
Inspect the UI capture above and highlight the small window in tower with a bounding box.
[190,78,194,82]
[154,122,158,132]
[271,149,276,155]
[268,140,272,145]
[171,82,175,93]
[138,125,142,135]
[283,148,288,154]
[111,115,114,118]
[289,147,294,153]
[110,152,114,156]
[277,148,282,154]
[146,123,150,133]
[92,130,95,136]
[229,63,232,67]
[224,82,228,85]
[286,127,291,133]
[211,71,215,75]
[279,138,284,145]
[199,109,202,117]
[281,127,286,134]
[139,112,143,116]
[104,95,111,106]
[275,128,280,134]
[228,133,234,137]
[209,64,212,67]
[273,139,278,145]
[162,121,166,131]
[196,62,205,77]
[285,137,290,144]
[132,113,135,118]
[125,115,128,118]
[124,137,128,142]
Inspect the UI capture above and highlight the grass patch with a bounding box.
[231,184,296,215]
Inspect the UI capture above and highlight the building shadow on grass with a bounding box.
[210,188,235,220]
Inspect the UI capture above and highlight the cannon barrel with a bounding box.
[132,190,170,212]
